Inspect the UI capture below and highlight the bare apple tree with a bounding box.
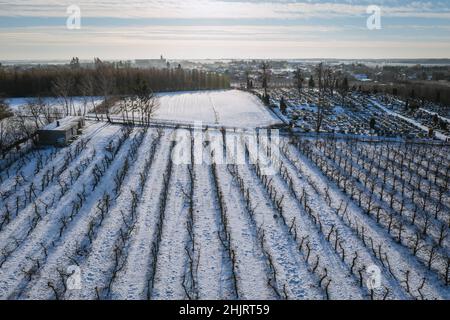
[52,74,74,116]
[133,79,159,126]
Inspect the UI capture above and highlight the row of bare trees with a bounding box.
[280,136,434,298]
[280,140,400,299]
[210,150,240,299]
[243,137,344,299]
[50,128,162,300]
[117,79,160,126]
[146,139,176,299]
[315,139,448,250]
[181,130,200,300]
[0,127,134,300]
[0,138,89,236]
[294,136,449,288]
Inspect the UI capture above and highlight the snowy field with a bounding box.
[110,90,283,128]
[6,97,103,113]
[0,120,448,300]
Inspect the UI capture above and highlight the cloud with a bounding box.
[0,1,449,59]
[0,24,348,45]
[1,0,450,19]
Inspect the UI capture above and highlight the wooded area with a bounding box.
[356,81,450,106]
[0,62,230,98]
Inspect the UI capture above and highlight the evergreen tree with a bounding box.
[369,117,376,130]
[260,61,270,97]
[294,68,304,95]
[280,96,287,114]
[308,76,315,89]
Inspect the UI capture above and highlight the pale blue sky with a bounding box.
[0,0,449,60]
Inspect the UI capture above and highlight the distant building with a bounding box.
[134,55,168,69]
[37,116,85,146]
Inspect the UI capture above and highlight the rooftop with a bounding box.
[40,116,83,131]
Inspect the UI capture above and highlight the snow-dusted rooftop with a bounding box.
[41,116,84,131]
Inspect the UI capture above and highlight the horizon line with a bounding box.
[3,57,450,63]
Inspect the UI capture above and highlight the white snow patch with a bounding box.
[152,90,282,128]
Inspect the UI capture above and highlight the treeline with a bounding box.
[0,63,230,98]
[356,81,450,106]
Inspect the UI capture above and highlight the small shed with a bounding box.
[37,116,85,146]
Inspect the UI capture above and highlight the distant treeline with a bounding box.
[0,64,230,98]
[356,81,450,106]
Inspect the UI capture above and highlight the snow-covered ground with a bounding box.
[109,90,282,128]
[6,96,103,113]
[370,99,450,141]
[0,90,448,300]
[419,108,450,124]
[0,119,448,300]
